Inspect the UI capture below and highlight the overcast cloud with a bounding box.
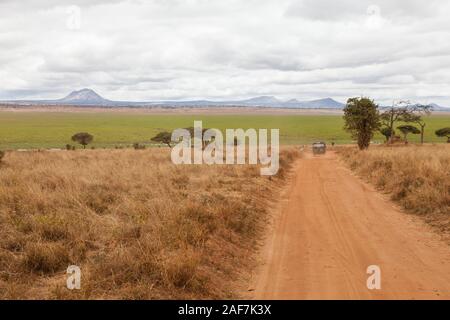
[1,0,450,105]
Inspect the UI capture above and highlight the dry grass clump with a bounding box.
[338,144,450,236]
[0,147,299,299]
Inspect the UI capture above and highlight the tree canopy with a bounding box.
[151,131,172,147]
[71,132,94,149]
[397,125,420,144]
[343,97,380,150]
[435,127,450,143]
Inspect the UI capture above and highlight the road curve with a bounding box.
[250,150,450,299]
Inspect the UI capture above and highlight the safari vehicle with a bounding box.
[312,142,326,155]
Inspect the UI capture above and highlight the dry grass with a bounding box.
[0,148,299,299]
[338,144,450,238]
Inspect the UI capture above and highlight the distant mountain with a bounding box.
[429,103,450,111]
[284,98,344,109]
[0,89,349,109]
[3,88,450,111]
[240,96,282,106]
[58,88,112,105]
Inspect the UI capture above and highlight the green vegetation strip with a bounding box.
[0,112,449,149]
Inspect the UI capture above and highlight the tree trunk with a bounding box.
[420,123,425,144]
[388,115,395,144]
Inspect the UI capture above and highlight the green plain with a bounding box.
[0,112,449,149]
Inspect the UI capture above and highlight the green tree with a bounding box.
[184,127,212,149]
[435,127,450,143]
[403,104,433,144]
[71,132,94,149]
[343,97,380,150]
[397,125,420,144]
[380,101,411,143]
[380,127,394,142]
[151,131,172,147]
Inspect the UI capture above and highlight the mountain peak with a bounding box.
[60,88,108,104]
[242,96,281,105]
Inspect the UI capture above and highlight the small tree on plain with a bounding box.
[184,127,212,149]
[151,132,172,147]
[380,127,394,143]
[0,150,5,162]
[133,143,146,150]
[397,125,420,144]
[435,127,450,143]
[71,132,94,149]
[343,97,380,150]
[380,101,412,143]
[403,104,433,144]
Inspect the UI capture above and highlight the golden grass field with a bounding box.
[339,144,450,240]
[0,148,299,299]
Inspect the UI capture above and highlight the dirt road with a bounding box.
[250,150,450,299]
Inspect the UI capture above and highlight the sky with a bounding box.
[1,0,450,105]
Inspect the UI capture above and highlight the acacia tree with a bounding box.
[343,97,380,150]
[403,104,433,144]
[397,125,420,144]
[435,127,450,143]
[184,127,212,149]
[71,132,94,149]
[151,131,172,147]
[380,101,411,143]
[380,127,394,142]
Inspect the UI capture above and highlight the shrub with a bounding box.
[71,132,94,149]
[133,143,146,150]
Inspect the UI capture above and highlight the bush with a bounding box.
[133,143,146,150]
[71,132,94,149]
[0,150,5,162]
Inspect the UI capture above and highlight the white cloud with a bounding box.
[0,0,450,105]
